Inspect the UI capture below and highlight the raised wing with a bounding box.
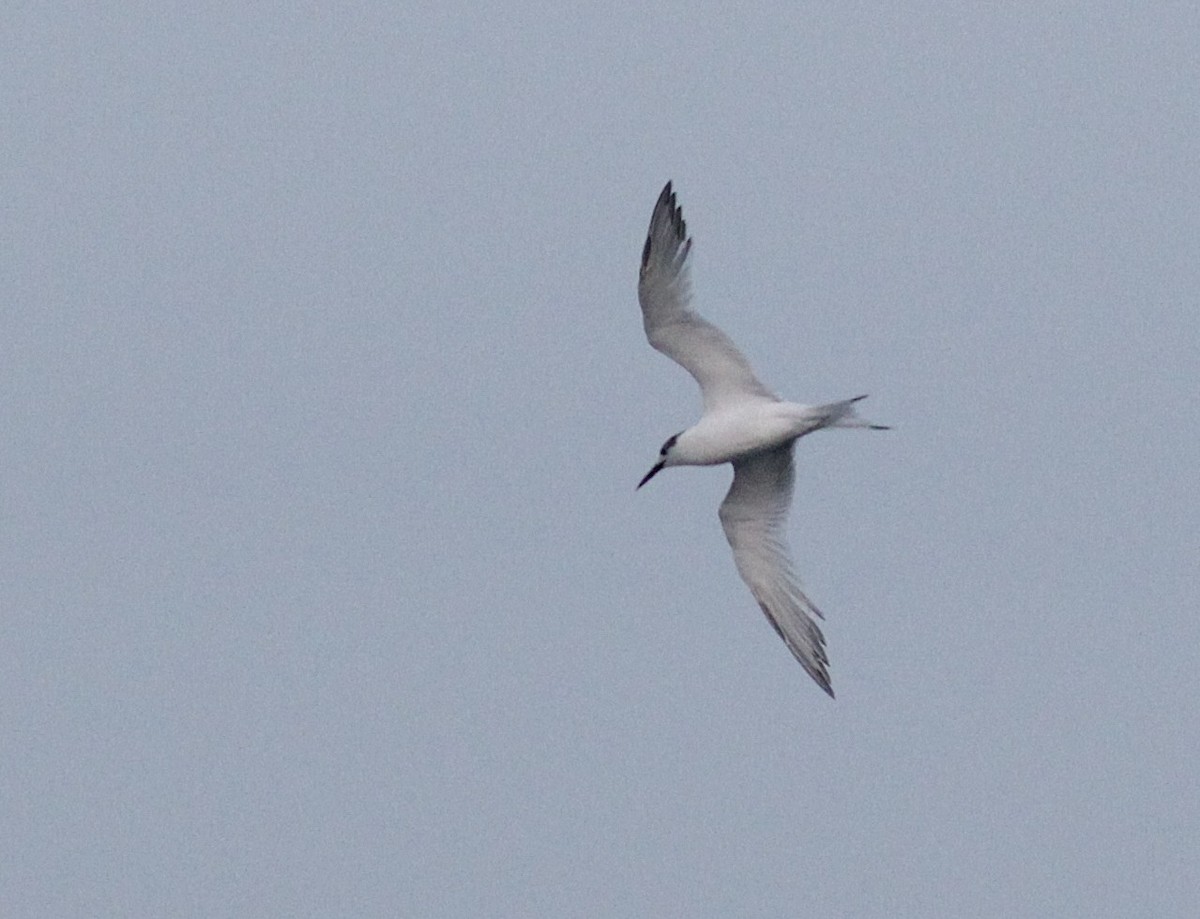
[717,445,833,696]
[638,182,776,412]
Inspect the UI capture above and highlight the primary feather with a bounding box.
[718,446,833,696]
[638,182,777,412]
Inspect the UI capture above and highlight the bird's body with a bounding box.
[667,398,868,466]
[635,182,887,697]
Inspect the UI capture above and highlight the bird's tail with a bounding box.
[810,395,890,431]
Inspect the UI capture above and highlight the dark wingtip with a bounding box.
[811,665,835,698]
[671,195,685,239]
[809,666,835,698]
[652,182,674,217]
[644,182,687,264]
[653,181,686,238]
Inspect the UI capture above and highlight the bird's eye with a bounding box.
[660,434,679,456]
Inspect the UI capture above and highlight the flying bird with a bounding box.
[635,182,887,697]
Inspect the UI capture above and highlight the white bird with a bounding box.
[636,182,887,697]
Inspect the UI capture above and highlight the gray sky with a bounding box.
[4,3,1198,917]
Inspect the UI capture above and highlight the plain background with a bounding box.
[4,3,1198,917]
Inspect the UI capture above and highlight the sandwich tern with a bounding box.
[636,182,887,697]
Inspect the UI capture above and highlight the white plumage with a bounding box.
[636,182,887,697]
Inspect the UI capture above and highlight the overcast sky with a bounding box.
[4,3,1198,917]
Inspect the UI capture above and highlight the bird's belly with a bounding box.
[687,409,798,464]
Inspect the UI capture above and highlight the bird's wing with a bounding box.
[638,182,776,412]
[718,445,833,696]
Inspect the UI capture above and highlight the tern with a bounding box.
[636,182,887,697]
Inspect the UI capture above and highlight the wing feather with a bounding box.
[637,183,776,411]
[717,446,833,697]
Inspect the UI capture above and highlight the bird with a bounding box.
[635,181,887,697]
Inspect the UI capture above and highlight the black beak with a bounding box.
[637,461,665,490]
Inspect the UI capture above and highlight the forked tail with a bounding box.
[813,395,890,431]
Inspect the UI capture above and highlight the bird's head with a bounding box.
[637,432,683,489]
